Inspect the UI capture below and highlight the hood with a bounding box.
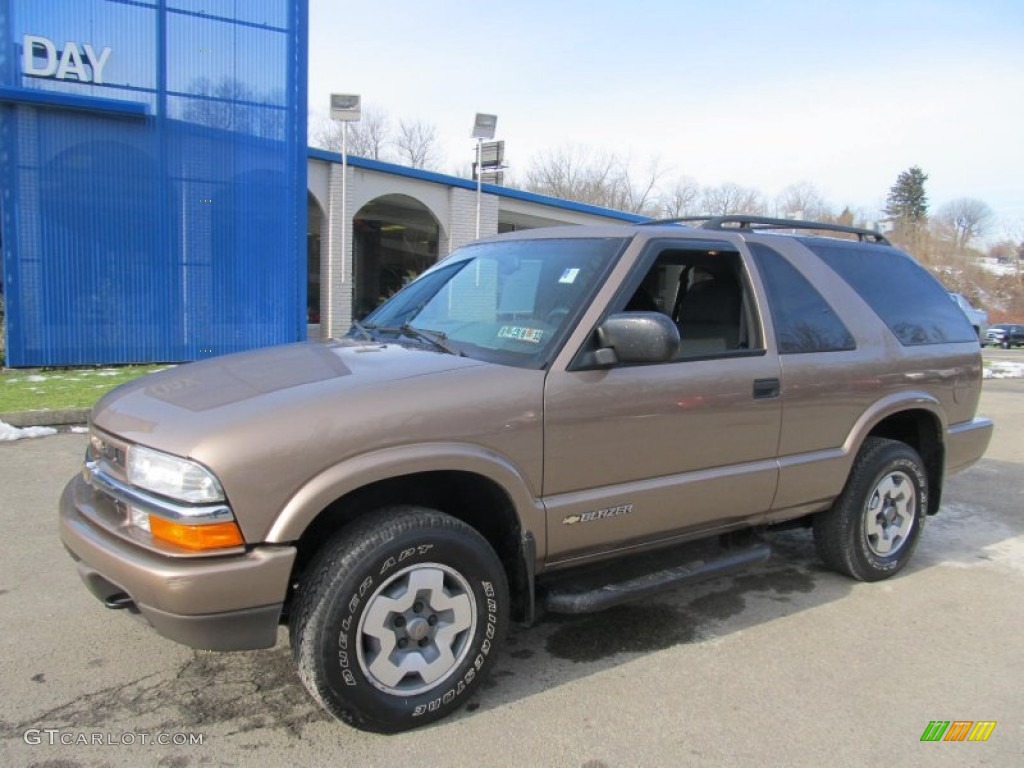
[90,339,546,543]
[91,340,488,454]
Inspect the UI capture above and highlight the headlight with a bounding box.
[127,445,225,503]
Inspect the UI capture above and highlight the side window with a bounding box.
[748,242,856,354]
[617,247,759,358]
[808,242,977,345]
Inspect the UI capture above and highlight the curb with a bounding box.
[0,409,90,428]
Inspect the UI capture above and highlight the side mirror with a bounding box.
[594,312,680,366]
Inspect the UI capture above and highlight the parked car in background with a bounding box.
[985,323,1024,348]
[951,292,988,342]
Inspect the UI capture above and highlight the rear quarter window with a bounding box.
[748,242,855,354]
[806,241,977,345]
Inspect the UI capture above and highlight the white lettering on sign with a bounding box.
[22,35,111,84]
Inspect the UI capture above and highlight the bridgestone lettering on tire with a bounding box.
[813,437,928,582]
[289,507,509,733]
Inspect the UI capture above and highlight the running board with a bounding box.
[542,541,771,614]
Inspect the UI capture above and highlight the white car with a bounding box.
[951,293,988,342]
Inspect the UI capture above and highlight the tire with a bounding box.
[813,437,927,582]
[289,506,509,733]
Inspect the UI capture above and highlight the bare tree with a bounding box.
[348,108,392,160]
[523,144,664,215]
[935,198,995,250]
[660,177,702,219]
[311,111,443,168]
[991,218,1024,284]
[701,183,764,216]
[309,108,393,160]
[610,155,666,215]
[394,119,443,169]
[524,144,618,206]
[774,182,831,220]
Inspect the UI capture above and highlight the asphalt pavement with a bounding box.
[1,379,1022,767]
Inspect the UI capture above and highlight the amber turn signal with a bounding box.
[149,517,244,551]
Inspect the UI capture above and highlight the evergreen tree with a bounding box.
[884,166,929,222]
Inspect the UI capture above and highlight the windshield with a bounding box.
[354,237,627,368]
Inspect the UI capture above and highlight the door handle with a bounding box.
[753,378,780,399]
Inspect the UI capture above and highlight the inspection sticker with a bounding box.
[559,268,581,284]
[498,326,544,343]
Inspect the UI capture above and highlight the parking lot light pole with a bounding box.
[471,113,497,239]
[330,94,361,333]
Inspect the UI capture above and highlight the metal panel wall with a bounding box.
[0,0,307,366]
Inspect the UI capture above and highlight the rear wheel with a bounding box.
[814,438,927,581]
[289,507,509,732]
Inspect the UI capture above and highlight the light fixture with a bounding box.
[330,93,361,122]
[471,113,497,140]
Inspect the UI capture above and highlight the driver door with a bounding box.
[542,241,782,564]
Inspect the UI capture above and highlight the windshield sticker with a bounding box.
[498,326,545,344]
[559,267,581,284]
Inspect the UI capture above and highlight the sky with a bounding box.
[307,0,1024,238]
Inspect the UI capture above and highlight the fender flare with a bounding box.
[841,390,947,458]
[263,442,546,558]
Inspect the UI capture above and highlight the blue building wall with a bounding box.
[0,0,308,366]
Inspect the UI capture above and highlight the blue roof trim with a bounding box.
[0,87,150,117]
[307,147,648,223]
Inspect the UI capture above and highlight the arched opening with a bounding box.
[307,192,325,335]
[353,194,440,320]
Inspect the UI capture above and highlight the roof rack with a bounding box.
[641,215,890,245]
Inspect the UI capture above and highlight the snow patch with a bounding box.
[0,420,58,442]
[984,361,1024,379]
[70,426,89,434]
[975,257,1021,278]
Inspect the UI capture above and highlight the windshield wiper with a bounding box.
[400,325,463,356]
[368,324,462,356]
[350,319,376,341]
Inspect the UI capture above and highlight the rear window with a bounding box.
[806,241,977,345]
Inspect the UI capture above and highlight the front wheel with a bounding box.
[289,507,509,733]
[813,438,928,581]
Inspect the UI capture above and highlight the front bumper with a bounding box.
[60,475,296,651]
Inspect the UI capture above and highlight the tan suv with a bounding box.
[60,216,993,733]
